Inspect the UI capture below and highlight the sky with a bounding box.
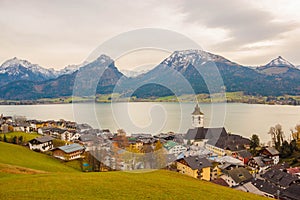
[0,0,299,70]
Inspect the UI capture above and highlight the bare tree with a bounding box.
[268,124,285,149]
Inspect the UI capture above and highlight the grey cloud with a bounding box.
[180,0,296,46]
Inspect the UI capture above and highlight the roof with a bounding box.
[236,182,264,195]
[57,143,85,153]
[30,135,54,143]
[209,133,250,151]
[211,178,229,187]
[192,104,204,115]
[252,156,266,167]
[262,169,299,188]
[237,150,252,158]
[79,134,98,142]
[225,168,253,184]
[263,147,279,156]
[282,184,300,200]
[163,141,178,150]
[252,179,281,196]
[185,127,228,141]
[180,156,212,170]
[287,167,300,175]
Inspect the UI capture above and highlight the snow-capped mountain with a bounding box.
[0,57,57,78]
[256,56,297,75]
[265,56,295,68]
[161,49,238,71]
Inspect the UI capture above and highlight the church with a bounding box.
[184,104,250,156]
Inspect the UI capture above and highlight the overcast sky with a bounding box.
[0,0,299,69]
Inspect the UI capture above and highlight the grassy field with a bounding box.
[0,142,78,173]
[0,131,40,143]
[0,142,267,200]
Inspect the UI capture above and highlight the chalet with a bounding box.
[221,167,253,187]
[177,155,212,181]
[38,127,73,141]
[261,169,300,189]
[28,136,54,152]
[248,156,272,173]
[232,150,252,165]
[163,141,187,156]
[52,143,85,161]
[260,147,280,165]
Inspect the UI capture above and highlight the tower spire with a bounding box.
[192,104,204,128]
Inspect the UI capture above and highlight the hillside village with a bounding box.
[0,105,300,200]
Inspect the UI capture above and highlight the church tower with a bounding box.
[192,104,204,128]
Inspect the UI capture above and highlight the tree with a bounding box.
[291,124,300,141]
[268,124,285,150]
[250,134,260,155]
[12,136,17,144]
[280,140,292,158]
[18,136,23,145]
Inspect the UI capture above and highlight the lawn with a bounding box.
[0,142,267,200]
[0,142,78,173]
[0,131,40,143]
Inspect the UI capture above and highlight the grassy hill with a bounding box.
[0,142,267,200]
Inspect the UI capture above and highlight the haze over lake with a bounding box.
[1,102,299,143]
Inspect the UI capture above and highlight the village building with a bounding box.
[184,104,250,156]
[176,155,212,181]
[221,167,253,187]
[38,127,73,141]
[261,169,300,189]
[28,135,54,152]
[248,156,274,173]
[260,147,280,165]
[52,143,85,161]
[163,141,187,156]
[251,179,281,198]
[231,150,252,165]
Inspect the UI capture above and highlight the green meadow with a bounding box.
[0,142,267,200]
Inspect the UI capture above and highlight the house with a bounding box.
[287,167,300,177]
[260,147,280,165]
[28,136,54,152]
[52,143,85,161]
[176,155,212,181]
[163,141,187,156]
[261,169,300,189]
[235,181,264,196]
[221,167,253,187]
[39,127,73,141]
[248,156,272,173]
[232,150,252,165]
[251,179,281,198]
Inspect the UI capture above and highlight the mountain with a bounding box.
[2,50,300,100]
[0,55,125,100]
[256,56,297,75]
[121,50,268,97]
[0,57,58,86]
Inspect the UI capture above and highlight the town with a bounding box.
[0,104,300,200]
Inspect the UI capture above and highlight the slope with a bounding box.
[0,142,267,200]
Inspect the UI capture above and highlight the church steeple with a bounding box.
[192,104,204,128]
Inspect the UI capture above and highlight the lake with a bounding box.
[1,102,300,143]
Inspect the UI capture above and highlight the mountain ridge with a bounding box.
[1,50,300,100]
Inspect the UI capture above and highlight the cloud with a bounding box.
[180,0,296,49]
